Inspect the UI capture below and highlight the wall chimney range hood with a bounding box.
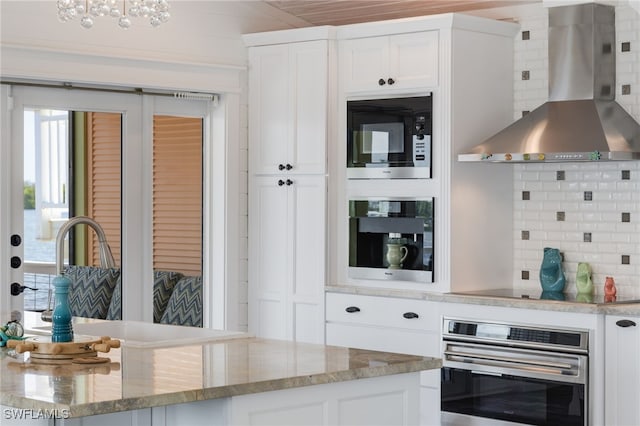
[459,3,640,163]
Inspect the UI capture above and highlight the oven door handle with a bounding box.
[444,349,574,371]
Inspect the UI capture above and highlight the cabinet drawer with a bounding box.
[326,292,439,332]
[326,323,440,357]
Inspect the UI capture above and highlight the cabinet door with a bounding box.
[289,41,327,175]
[249,176,325,343]
[231,373,419,426]
[289,175,326,343]
[339,36,389,93]
[340,31,439,93]
[249,41,327,175]
[605,315,640,426]
[248,176,290,340]
[248,45,290,175]
[388,31,439,89]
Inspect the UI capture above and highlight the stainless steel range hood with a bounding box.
[459,3,640,163]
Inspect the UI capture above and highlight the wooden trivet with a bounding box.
[72,356,110,364]
[7,335,120,364]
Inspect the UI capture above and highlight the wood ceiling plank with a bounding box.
[264,0,539,26]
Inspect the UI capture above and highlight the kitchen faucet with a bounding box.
[41,216,116,322]
[54,216,116,275]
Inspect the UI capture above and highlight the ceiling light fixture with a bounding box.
[57,0,170,29]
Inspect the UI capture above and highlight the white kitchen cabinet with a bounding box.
[230,373,420,426]
[8,373,420,426]
[248,40,328,176]
[326,292,440,353]
[605,314,640,426]
[245,28,334,344]
[332,14,519,293]
[249,175,326,344]
[339,31,438,93]
[325,292,441,426]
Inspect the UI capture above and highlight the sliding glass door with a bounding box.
[1,85,211,325]
[21,108,124,313]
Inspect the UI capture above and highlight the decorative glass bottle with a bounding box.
[576,262,593,294]
[604,276,617,302]
[539,247,566,293]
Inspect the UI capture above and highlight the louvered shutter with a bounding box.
[86,112,122,266]
[153,115,203,276]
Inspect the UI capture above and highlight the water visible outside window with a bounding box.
[23,109,69,312]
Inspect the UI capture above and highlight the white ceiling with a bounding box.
[263,0,541,26]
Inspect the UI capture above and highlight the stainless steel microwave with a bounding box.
[348,198,434,283]
[347,94,432,179]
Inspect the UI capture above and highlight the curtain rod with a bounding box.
[0,79,219,104]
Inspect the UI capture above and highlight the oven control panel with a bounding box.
[443,318,589,353]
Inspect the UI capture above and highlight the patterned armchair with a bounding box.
[64,265,120,320]
[159,276,203,327]
[65,266,202,327]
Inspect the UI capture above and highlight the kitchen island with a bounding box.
[1,328,440,425]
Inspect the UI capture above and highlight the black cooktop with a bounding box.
[452,288,640,305]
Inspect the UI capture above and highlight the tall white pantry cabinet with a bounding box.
[245,13,519,343]
[244,28,335,344]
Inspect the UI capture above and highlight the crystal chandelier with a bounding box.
[57,0,170,29]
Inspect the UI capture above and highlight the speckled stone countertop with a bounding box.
[0,335,440,418]
[326,285,640,316]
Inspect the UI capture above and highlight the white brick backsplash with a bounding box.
[512,4,640,297]
[515,162,640,296]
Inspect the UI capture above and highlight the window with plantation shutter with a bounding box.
[85,112,122,267]
[153,115,203,276]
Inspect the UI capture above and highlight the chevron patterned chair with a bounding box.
[66,266,202,326]
[105,270,186,322]
[105,274,122,320]
[153,270,185,323]
[159,276,203,327]
[64,265,120,320]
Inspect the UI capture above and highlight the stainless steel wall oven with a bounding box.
[347,94,432,179]
[441,318,588,426]
[348,198,433,283]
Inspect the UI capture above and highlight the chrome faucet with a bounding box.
[55,216,116,275]
[41,216,116,322]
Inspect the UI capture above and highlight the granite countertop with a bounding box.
[0,336,440,418]
[326,285,640,315]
